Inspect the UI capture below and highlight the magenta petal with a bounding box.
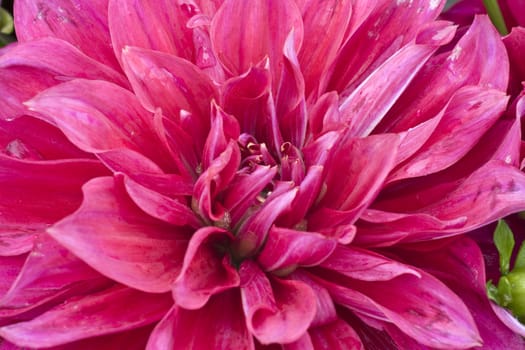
[240,260,316,344]
[1,233,107,310]
[48,176,189,293]
[0,286,172,348]
[320,246,420,281]
[326,0,445,94]
[296,0,352,97]
[14,0,119,70]
[210,0,303,86]
[147,291,254,350]
[193,141,241,221]
[383,15,509,132]
[257,227,336,272]
[422,160,525,232]
[0,255,26,298]
[123,175,199,228]
[202,104,240,169]
[108,0,194,65]
[0,156,107,250]
[309,319,364,350]
[339,43,438,137]
[0,116,92,160]
[121,46,218,121]
[172,227,239,309]
[25,79,169,167]
[320,133,400,212]
[0,38,128,88]
[235,185,298,257]
[390,86,508,181]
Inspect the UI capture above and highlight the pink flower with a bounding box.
[1,0,525,348]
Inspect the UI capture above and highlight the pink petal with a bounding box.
[1,233,107,310]
[275,32,307,148]
[0,285,172,348]
[210,0,303,86]
[309,319,364,350]
[172,227,239,309]
[296,0,352,97]
[320,246,420,281]
[314,133,400,214]
[240,260,316,344]
[235,185,298,257]
[0,38,128,88]
[193,141,241,221]
[25,79,170,169]
[0,255,26,298]
[257,227,337,273]
[422,160,525,232]
[121,46,218,122]
[504,27,525,98]
[0,116,92,160]
[338,43,440,138]
[0,66,56,120]
[122,175,199,228]
[325,0,445,94]
[0,156,107,254]
[147,291,254,350]
[390,86,508,181]
[108,0,194,65]
[14,0,119,70]
[380,15,508,133]
[202,104,240,169]
[48,176,189,293]
[222,165,278,225]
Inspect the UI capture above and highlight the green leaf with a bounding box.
[487,280,500,304]
[515,242,525,271]
[0,7,13,35]
[494,220,515,275]
[498,276,513,307]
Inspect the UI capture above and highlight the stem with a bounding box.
[483,0,509,35]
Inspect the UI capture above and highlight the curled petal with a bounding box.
[257,226,337,272]
[240,260,316,344]
[172,227,239,310]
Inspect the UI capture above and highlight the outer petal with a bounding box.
[210,0,303,88]
[0,38,128,88]
[325,0,445,94]
[240,260,316,344]
[147,291,254,350]
[0,286,172,348]
[25,79,171,170]
[389,86,508,181]
[0,156,107,255]
[320,246,420,281]
[14,0,119,70]
[309,319,364,350]
[0,116,91,160]
[0,233,107,310]
[121,46,218,122]
[172,227,239,309]
[379,15,509,133]
[48,176,189,293]
[296,0,352,97]
[108,0,194,65]
[338,42,443,137]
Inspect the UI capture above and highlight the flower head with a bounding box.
[1,0,525,348]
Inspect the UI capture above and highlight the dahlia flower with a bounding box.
[1,0,525,348]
